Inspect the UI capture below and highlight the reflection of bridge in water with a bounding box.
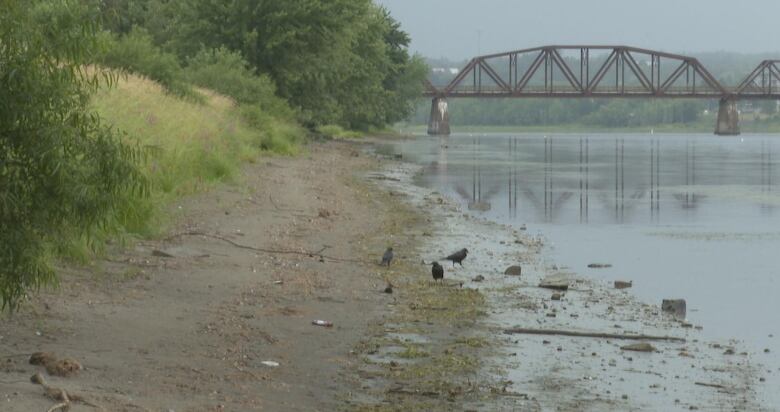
[431,137,776,224]
[424,45,780,136]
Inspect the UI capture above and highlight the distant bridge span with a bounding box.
[424,45,780,136]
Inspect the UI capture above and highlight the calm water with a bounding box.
[386,133,779,356]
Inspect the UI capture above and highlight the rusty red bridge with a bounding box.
[424,45,780,136]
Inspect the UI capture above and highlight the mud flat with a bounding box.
[360,147,770,411]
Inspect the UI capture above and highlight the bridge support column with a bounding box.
[427,97,450,136]
[715,99,740,136]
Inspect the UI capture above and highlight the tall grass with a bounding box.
[89,72,303,241]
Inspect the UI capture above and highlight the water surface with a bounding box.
[385,132,779,367]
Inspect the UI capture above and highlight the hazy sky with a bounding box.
[376,0,780,60]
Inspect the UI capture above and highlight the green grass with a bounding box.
[88,71,303,241]
[317,124,365,139]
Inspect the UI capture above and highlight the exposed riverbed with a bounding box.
[375,133,779,410]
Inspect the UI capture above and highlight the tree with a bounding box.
[135,0,426,129]
[0,0,144,310]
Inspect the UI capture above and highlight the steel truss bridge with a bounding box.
[424,45,780,135]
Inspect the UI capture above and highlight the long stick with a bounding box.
[165,231,368,264]
[503,327,685,342]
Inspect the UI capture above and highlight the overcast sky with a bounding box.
[375,0,780,60]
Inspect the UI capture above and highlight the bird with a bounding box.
[444,248,468,267]
[381,247,394,266]
[431,261,444,283]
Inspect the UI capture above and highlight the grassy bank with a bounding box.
[86,72,303,244]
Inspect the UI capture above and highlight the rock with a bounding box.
[614,280,632,289]
[504,265,522,276]
[724,348,735,355]
[539,274,570,291]
[318,208,332,218]
[765,348,771,353]
[383,284,393,294]
[29,352,56,366]
[620,343,656,352]
[588,263,612,268]
[46,358,82,377]
[468,201,491,211]
[662,299,687,319]
[551,292,562,301]
[472,275,485,282]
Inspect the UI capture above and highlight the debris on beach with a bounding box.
[662,299,687,319]
[504,265,522,276]
[539,274,570,291]
[620,342,656,352]
[29,352,82,377]
[312,320,334,327]
[614,280,633,289]
[587,263,612,268]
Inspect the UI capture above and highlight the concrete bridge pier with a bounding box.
[427,97,450,136]
[715,98,740,135]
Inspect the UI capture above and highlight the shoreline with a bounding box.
[362,137,769,410]
[0,138,771,410]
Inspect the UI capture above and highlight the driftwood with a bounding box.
[503,327,686,342]
[165,231,368,264]
[695,381,728,390]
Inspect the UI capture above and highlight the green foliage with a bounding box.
[317,125,364,139]
[91,71,302,237]
[0,0,145,311]
[96,27,198,99]
[130,0,426,129]
[414,98,707,128]
[185,47,293,118]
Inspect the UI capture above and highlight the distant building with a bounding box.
[431,67,460,75]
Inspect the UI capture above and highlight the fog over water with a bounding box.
[376,0,780,59]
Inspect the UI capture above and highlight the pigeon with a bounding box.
[444,248,468,267]
[381,247,394,266]
[431,261,444,283]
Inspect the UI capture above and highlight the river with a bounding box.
[381,132,779,407]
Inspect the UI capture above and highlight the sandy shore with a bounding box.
[0,139,770,411]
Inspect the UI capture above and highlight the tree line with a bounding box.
[0,0,426,310]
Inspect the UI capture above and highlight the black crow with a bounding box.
[431,261,444,283]
[381,247,394,266]
[444,248,468,267]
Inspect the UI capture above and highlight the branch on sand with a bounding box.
[32,372,104,411]
[502,327,686,342]
[166,231,369,264]
[695,381,729,390]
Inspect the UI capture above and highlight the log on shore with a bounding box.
[502,327,686,342]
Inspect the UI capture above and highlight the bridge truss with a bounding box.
[425,45,780,100]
